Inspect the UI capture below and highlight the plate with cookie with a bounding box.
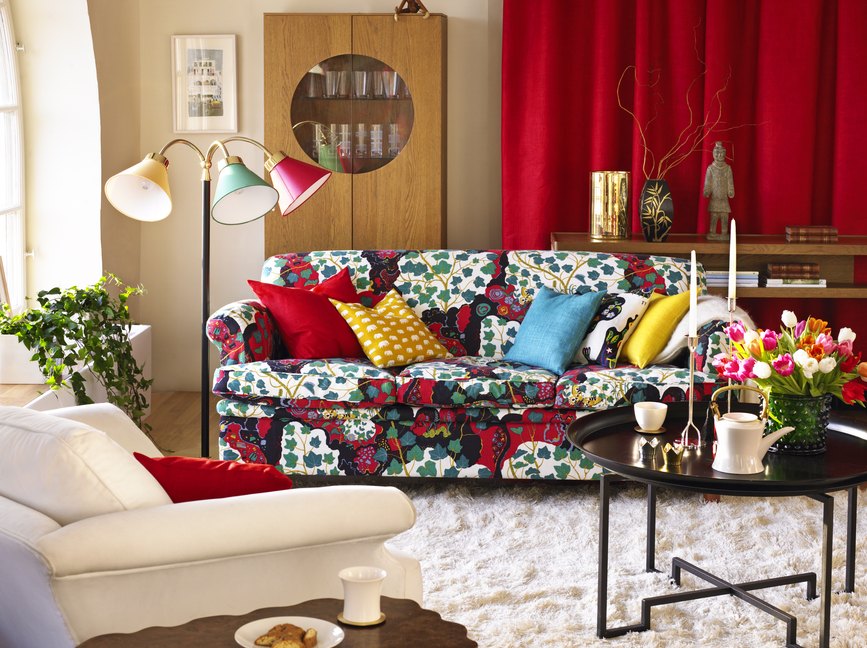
[234,616,344,648]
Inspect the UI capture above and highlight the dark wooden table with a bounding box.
[81,597,477,647]
[568,402,867,648]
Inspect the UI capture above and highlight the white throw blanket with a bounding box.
[652,295,755,364]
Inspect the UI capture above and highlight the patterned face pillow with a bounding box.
[575,292,651,368]
[330,289,451,368]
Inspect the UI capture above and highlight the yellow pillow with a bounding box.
[621,291,692,368]
[330,290,450,368]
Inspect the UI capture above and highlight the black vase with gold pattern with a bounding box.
[639,178,673,242]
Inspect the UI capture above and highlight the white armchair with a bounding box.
[0,404,421,646]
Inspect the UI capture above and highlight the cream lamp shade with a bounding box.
[104,153,172,222]
[211,156,280,225]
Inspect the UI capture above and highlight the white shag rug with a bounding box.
[388,483,867,648]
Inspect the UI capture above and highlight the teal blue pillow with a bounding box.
[505,287,606,374]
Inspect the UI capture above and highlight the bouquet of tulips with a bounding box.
[712,310,867,405]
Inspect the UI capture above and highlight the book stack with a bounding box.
[706,270,759,288]
[785,225,838,243]
[761,262,826,288]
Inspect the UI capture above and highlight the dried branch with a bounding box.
[617,20,756,180]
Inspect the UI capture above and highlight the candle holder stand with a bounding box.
[680,335,702,449]
[727,296,736,413]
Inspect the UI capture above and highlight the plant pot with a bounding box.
[639,178,673,242]
[766,392,830,455]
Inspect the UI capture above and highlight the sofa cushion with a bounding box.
[212,358,397,407]
[331,289,451,368]
[505,288,605,374]
[396,356,557,408]
[575,292,650,367]
[249,271,364,359]
[554,365,720,410]
[622,290,692,368]
[0,407,171,525]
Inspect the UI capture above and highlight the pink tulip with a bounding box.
[838,340,854,358]
[794,319,807,338]
[816,332,836,354]
[772,353,795,377]
[736,357,756,381]
[760,329,778,351]
[725,321,746,343]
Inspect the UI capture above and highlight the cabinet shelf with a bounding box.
[550,232,867,302]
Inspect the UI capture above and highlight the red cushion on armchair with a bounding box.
[133,453,293,503]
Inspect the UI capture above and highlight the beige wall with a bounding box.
[11,0,103,297]
[91,0,502,390]
[89,0,142,315]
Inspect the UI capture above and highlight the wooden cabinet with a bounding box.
[550,232,867,299]
[264,13,447,257]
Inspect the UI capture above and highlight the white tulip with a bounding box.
[803,357,819,378]
[744,330,760,346]
[793,349,810,366]
[818,357,837,373]
[838,327,857,344]
[753,361,772,379]
[781,310,798,328]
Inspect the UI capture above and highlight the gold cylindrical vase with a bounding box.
[589,171,630,240]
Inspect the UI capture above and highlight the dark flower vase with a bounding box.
[639,178,673,242]
[766,392,830,455]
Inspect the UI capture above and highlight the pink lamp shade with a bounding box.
[265,152,332,216]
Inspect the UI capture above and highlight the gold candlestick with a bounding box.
[681,335,702,449]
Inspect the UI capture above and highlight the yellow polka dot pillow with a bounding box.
[330,289,450,368]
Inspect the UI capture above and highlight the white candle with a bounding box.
[689,250,697,336]
[728,219,737,300]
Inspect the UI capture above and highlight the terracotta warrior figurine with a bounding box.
[704,141,735,240]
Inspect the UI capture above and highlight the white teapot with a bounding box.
[709,386,794,475]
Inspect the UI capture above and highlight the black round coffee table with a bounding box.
[568,402,867,648]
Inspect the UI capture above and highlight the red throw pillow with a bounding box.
[133,453,293,503]
[249,267,364,358]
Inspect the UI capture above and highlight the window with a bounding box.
[0,0,23,310]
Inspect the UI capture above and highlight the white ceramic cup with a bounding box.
[339,566,386,623]
[634,401,668,431]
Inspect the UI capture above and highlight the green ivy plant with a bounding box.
[0,274,153,431]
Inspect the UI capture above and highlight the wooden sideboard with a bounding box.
[550,232,867,299]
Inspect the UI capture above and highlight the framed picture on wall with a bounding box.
[171,34,237,133]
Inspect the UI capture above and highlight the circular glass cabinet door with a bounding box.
[290,54,414,174]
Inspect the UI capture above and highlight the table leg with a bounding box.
[808,493,834,648]
[847,487,857,593]
[597,474,610,638]
[646,483,657,573]
[596,474,646,638]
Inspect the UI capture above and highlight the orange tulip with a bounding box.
[858,362,867,381]
[748,339,763,356]
[798,333,816,348]
[807,316,830,335]
[808,344,825,360]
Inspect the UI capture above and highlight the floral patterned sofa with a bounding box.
[206,250,726,480]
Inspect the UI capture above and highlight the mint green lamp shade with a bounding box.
[211,156,279,225]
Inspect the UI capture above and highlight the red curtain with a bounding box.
[502,0,867,338]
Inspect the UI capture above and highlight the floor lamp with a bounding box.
[104,137,331,457]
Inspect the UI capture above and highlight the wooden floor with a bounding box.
[146,391,220,457]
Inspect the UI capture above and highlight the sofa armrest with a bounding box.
[206,299,280,366]
[36,485,416,576]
